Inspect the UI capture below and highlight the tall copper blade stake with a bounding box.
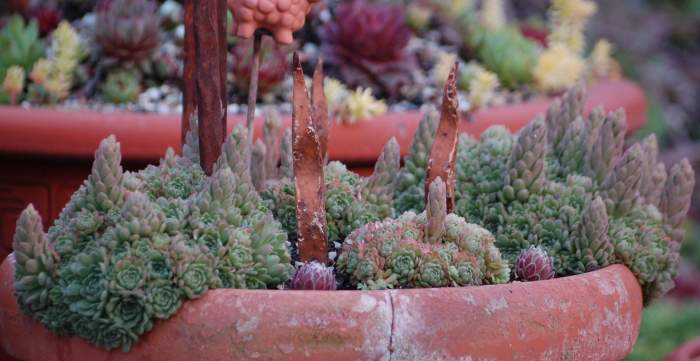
[426,62,460,212]
[311,58,329,163]
[292,53,329,263]
[194,0,226,175]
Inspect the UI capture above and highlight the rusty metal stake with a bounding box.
[311,58,329,163]
[193,0,227,175]
[292,53,329,263]
[246,31,264,147]
[426,62,460,212]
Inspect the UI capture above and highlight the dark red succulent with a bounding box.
[27,4,62,36]
[515,246,555,282]
[231,36,289,99]
[320,0,417,99]
[290,261,337,290]
[94,0,161,63]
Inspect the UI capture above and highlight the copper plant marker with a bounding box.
[292,53,329,263]
[426,62,460,212]
[311,58,329,163]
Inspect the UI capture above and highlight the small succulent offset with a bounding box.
[12,120,293,351]
[447,85,695,302]
[515,246,555,281]
[320,0,418,100]
[101,70,141,104]
[470,27,540,90]
[95,0,161,63]
[290,261,337,290]
[338,178,510,290]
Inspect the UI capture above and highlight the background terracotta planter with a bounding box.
[0,79,647,262]
[0,253,643,361]
[665,337,700,361]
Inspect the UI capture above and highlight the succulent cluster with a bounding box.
[320,0,418,100]
[445,85,694,302]
[101,70,141,104]
[262,139,400,256]
[94,0,161,63]
[338,178,509,290]
[13,120,293,351]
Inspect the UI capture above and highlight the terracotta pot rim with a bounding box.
[0,79,647,166]
[0,252,644,361]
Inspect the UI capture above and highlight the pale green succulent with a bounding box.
[443,85,695,302]
[261,137,400,258]
[339,178,509,289]
[12,121,293,351]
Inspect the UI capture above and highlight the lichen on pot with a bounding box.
[12,118,293,351]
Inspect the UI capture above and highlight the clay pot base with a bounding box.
[0,253,642,361]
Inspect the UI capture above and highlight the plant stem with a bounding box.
[246,31,263,146]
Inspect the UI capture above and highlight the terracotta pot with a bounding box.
[0,79,647,262]
[0,253,643,361]
[665,337,700,361]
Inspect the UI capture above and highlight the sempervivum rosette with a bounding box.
[94,0,161,63]
[515,246,555,281]
[320,0,419,100]
[291,261,337,290]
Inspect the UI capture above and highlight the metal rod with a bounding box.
[246,31,263,146]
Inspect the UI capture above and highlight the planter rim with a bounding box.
[0,252,644,361]
[0,79,647,165]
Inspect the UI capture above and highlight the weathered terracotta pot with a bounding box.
[0,79,647,262]
[0,253,643,361]
[665,336,700,361]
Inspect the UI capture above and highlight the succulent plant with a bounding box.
[231,36,289,99]
[470,27,540,90]
[338,178,510,289]
[533,43,585,93]
[290,261,337,290]
[28,3,63,36]
[102,70,141,104]
[13,123,293,351]
[394,109,439,214]
[262,142,399,255]
[514,246,555,281]
[434,85,696,302]
[95,0,161,63]
[2,65,25,105]
[24,21,82,105]
[547,0,597,54]
[0,15,44,82]
[320,0,418,100]
[337,87,387,124]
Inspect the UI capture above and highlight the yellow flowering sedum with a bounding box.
[469,71,498,110]
[324,77,349,114]
[30,21,83,102]
[432,52,458,87]
[3,66,25,104]
[480,0,506,30]
[590,39,617,79]
[30,59,51,85]
[461,62,499,110]
[338,87,387,124]
[548,0,597,54]
[533,44,585,93]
